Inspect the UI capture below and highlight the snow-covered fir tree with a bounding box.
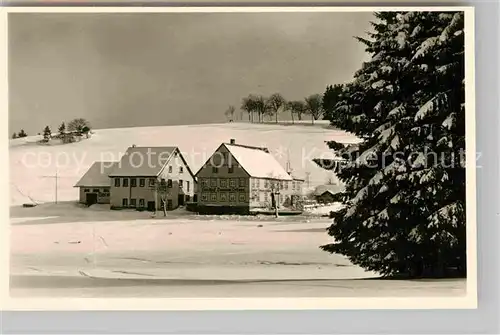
[42,126,52,141]
[315,11,465,278]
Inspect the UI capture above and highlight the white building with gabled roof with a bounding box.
[194,139,304,214]
[108,146,197,211]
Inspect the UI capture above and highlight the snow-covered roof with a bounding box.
[74,161,119,187]
[313,184,345,196]
[108,146,177,177]
[224,143,293,180]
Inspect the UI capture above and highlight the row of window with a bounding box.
[250,179,302,191]
[122,198,145,208]
[201,192,246,203]
[114,178,190,191]
[83,188,110,197]
[251,191,282,202]
[200,177,247,189]
[121,196,191,208]
[211,166,235,174]
[167,166,184,174]
[84,188,103,193]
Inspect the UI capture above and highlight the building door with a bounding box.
[147,201,155,212]
[193,194,198,203]
[167,199,173,210]
[178,194,185,206]
[86,193,98,206]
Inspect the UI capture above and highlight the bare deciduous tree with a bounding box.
[267,93,286,124]
[150,178,170,216]
[68,118,91,135]
[241,95,258,123]
[304,94,323,124]
[254,95,270,123]
[224,105,236,122]
[287,100,306,122]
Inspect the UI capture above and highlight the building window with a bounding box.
[187,181,190,192]
[179,180,183,188]
[210,193,217,202]
[123,178,129,187]
[114,178,120,187]
[93,188,100,193]
[229,193,236,202]
[252,191,258,201]
[229,178,236,188]
[239,193,246,202]
[130,199,136,207]
[212,167,218,173]
[168,166,172,173]
[285,181,289,190]
[228,166,234,173]
[220,192,227,202]
[139,199,145,208]
[149,178,156,187]
[279,181,284,190]
[131,178,137,187]
[122,198,128,207]
[265,180,269,188]
[292,181,296,190]
[201,193,208,202]
[84,188,90,193]
[264,192,268,202]
[210,178,217,187]
[220,178,227,188]
[167,179,173,188]
[202,178,209,188]
[139,178,145,187]
[179,166,184,174]
[239,178,246,187]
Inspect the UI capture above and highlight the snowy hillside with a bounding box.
[9,122,359,206]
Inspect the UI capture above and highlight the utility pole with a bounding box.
[305,171,311,189]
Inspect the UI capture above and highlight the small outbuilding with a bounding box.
[74,161,118,206]
[313,184,344,204]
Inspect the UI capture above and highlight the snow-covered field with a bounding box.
[10,205,465,298]
[9,123,466,298]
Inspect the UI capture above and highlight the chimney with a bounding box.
[132,144,136,148]
[230,139,235,144]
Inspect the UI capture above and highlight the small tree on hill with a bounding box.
[42,126,52,141]
[58,122,66,136]
[17,129,27,138]
[11,133,17,139]
[68,118,91,135]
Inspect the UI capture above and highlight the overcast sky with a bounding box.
[9,12,374,134]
